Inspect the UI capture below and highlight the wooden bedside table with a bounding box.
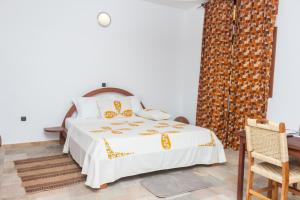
[174,116,190,124]
[44,126,67,145]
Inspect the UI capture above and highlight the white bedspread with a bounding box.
[63,117,226,188]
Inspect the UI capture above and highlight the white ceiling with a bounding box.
[143,0,207,9]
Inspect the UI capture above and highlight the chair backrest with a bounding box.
[245,118,288,167]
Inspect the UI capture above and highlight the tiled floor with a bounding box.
[0,143,299,200]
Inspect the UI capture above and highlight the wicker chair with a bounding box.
[245,118,300,200]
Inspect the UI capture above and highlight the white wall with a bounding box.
[178,9,204,125]
[267,0,300,131]
[3,0,296,145]
[0,0,194,144]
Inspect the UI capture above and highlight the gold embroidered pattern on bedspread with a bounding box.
[110,121,144,127]
[139,129,180,150]
[198,131,216,147]
[139,129,159,135]
[161,133,171,150]
[90,126,131,134]
[139,130,180,136]
[103,139,133,159]
[104,100,133,119]
[154,122,186,129]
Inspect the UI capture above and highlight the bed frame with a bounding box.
[44,87,145,145]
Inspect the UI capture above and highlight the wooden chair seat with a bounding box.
[252,162,300,184]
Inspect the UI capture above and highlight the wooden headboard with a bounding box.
[62,87,145,128]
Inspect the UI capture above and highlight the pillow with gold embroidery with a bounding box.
[97,98,134,119]
[136,109,171,121]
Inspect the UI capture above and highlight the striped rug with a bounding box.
[14,154,86,193]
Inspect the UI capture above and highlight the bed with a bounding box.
[58,87,226,189]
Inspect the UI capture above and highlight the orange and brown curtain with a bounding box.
[196,0,233,146]
[196,0,279,149]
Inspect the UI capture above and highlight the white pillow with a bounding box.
[136,109,171,121]
[125,96,143,113]
[97,97,134,119]
[100,96,143,113]
[73,97,100,119]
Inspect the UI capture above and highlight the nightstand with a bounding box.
[174,116,190,124]
[44,126,67,145]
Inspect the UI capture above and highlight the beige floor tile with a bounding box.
[1,144,299,200]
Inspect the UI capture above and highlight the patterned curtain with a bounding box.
[196,0,279,149]
[227,0,279,149]
[196,0,233,146]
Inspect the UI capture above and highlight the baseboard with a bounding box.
[2,140,60,149]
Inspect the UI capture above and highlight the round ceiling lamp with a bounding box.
[97,12,111,27]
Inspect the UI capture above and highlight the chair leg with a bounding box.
[268,179,273,198]
[281,182,288,200]
[281,163,289,200]
[246,156,254,200]
[246,171,254,200]
[272,181,278,200]
[291,183,297,195]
